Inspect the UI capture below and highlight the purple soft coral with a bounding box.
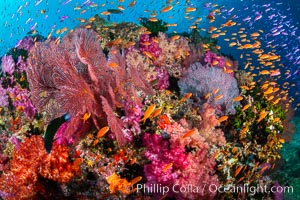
[1,55,15,75]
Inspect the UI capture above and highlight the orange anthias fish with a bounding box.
[185,7,196,12]
[101,11,111,15]
[180,93,192,103]
[241,104,250,111]
[235,165,244,177]
[214,94,223,101]
[213,88,219,94]
[161,5,173,13]
[259,70,270,75]
[108,61,119,68]
[151,108,163,118]
[129,0,136,7]
[162,163,173,172]
[205,93,211,99]
[218,115,228,123]
[170,35,180,41]
[130,176,142,185]
[256,110,268,123]
[148,17,158,22]
[143,51,155,60]
[140,104,156,123]
[232,96,243,102]
[181,128,197,139]
[82,112,91,122]
[96,126,110,138]
[264,87,273,95]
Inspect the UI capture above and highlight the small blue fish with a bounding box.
[60,15,68,22]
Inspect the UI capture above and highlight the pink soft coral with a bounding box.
[198,103,226,146]
[142,133,189,188]
[139,34,162,58]
[204,51,225,68]
[174,149,219,200]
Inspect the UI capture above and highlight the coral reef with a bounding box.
[0,16,293,200]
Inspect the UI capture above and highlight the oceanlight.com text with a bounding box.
[136,183,293,196]
[211,184,293,196]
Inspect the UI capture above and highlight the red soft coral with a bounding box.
[0,135,79,199]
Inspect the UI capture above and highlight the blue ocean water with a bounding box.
[1,0,299,109]
[0,0,300,199]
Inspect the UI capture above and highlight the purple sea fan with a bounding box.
[178,62,240,115]
[1,55,15,75]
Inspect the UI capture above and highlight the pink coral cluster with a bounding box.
[198,103,226,146]
[204,51,225,68]
[166,119,209,150]
[121,100,143,142]
[142,124,220,200]
[174,149,219,200]
[142,133,189,187]
[139,34,162,58]
[154,33,190,77]
[154,67,170,90]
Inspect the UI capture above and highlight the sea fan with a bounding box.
[73,28,107,85]
[27,41,96,120]
[52,66,96,117]
[26,28,152,146]
[101,96,126,146]
[178,62,240,115]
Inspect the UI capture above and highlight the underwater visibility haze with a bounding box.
[0,0,300,199]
